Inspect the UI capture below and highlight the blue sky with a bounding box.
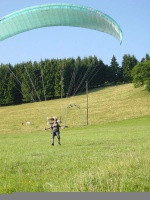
[0,0,149,66]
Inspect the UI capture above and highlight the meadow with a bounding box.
[0,84,150,193]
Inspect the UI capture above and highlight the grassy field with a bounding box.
[0,83,150,193]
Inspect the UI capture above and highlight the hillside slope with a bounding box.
[0,83,149,134]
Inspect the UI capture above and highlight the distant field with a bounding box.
[0,83,150,193]
[0,83,150,133]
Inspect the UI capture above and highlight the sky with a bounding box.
[0,0,150,66]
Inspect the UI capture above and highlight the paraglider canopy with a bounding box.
[0,3,123,43]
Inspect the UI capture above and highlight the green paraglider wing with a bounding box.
[0,3,123,43]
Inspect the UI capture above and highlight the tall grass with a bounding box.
[0,117,150,193]
[0,84,150,193]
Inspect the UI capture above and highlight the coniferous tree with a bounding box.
[63,58,75,97]
[110,55,119,84]
[122,54,138,83]
[0,64,6,105]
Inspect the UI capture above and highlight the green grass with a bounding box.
[0,83,150,131]
[0,84,150,193]
[0,116,150,193]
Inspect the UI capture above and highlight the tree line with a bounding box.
[0,54,150,106]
